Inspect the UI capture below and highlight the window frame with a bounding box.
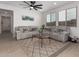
[51,13,56,22]
[66,7,77,27]
[46,13,56,26]
[46,14,51,23]
[58,7,77,27]
[58,10,66,26]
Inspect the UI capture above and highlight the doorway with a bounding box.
[1,16,11,33]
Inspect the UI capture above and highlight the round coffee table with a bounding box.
[31,32,51,48]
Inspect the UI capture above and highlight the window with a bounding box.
[51,13,56,22]
[59,10,66,26]
[67,8,77,26]
[46,7,77,27]
[46,13,56,26]
[46,14,51,22]
[51,13,56,26]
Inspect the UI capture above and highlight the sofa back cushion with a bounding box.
[58,26,69,30]
[15,26,38,32]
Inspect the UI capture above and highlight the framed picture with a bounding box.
[22,16,34,21]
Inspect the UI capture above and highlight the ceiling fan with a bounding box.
[20,1,43,10]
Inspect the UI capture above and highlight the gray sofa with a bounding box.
[15,26,38,40]
[15,26,70,42]
[49,26,70,42]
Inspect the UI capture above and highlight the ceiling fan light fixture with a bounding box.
[22,1,43,11]
[30,7,33,9]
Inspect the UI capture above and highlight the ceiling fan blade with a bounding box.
[35,6,42,9]
[23,1,30,6]
[30,1,36,5]
[34,4,43,6]
[34,7,38,10]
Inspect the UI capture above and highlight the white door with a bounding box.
[1,16,11,32]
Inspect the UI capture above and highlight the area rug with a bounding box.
[21,38,70,57]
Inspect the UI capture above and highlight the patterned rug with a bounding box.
[0,36,70,57]
[20,38,70,57]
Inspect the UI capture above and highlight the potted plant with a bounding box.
[39,24,45,33]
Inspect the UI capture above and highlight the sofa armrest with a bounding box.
[16,31,22,40]
[58,32,69,42]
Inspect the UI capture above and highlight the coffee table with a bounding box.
[31,31,51,48]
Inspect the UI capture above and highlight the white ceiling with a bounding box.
[0,1,74,12]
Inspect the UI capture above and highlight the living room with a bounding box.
[0,0,79,58]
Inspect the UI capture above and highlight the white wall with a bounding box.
[42,2,79,38]
[0,4,42,35]
[14,9,42,27]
